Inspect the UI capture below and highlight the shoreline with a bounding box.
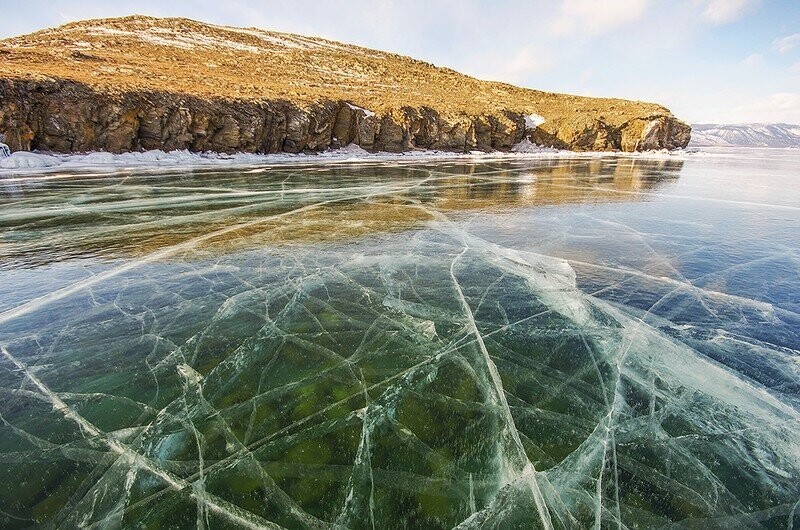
[0,143,700,177]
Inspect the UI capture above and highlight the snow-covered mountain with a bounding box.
[690,123,800,148]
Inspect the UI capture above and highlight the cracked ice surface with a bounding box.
[0,149,798,528]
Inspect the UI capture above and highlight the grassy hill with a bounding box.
[0,16,690,154]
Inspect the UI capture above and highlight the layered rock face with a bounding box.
[0,17,691,154]
[0,79,524,153]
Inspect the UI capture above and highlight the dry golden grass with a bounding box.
[0,15,671,128]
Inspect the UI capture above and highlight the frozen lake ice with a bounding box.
[0,148,798,528]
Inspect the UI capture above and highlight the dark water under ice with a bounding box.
[0,148,798,529]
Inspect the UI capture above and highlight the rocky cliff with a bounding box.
[0,16,691,154]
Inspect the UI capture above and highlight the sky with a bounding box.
[1,0,799,124]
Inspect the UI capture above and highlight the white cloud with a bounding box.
[792,61,800,74]
[685,91,800,124]
[549,0,650,37]
[700,0,760,25]
[742,53,763,67]
[502,45,554,79]
[474,44,554,84]
[773,33,800,54]
[736,92,800,123]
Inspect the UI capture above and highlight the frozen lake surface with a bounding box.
[0,148,798,528]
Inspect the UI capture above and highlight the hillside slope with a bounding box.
[689,123,800,148]
[0,16,691,154]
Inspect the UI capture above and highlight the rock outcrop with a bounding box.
[0,16,691,154]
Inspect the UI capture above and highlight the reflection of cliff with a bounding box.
[0,158,683,265]
[431,158,684,211]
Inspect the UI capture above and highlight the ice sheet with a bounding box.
[0,150,797,528]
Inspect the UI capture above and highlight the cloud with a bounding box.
[473,44,554,84]
[742,53,763,67]
[549,0,650,37]
[773,33,800,54]
[737,92,800,123]
[792,61,800,74]
[699,0,761,25]
[693,91,800,124]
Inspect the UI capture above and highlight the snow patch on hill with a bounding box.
[525,113,546,129]
[345,103,376,117]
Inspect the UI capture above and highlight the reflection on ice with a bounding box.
[0,157,683,266]
[0,152,798,528]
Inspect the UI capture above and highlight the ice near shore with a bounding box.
[0,141,689,175]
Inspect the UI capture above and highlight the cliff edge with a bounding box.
[0,16,691,154]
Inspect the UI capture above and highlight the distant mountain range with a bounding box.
[690,123,800,148]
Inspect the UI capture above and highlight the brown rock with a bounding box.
[0,16,692,155]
